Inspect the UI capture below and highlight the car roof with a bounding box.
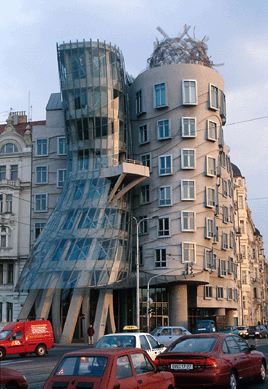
[63,347,146,358]
[155,326,186,329]
[100,332,150,337]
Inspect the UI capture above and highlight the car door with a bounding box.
[157,327,172,346]
[6,330,26,355]
[139,335,153,359]
[224,336,253,380]
[235,336,256,378]
[130,352,164,389]
[146,335,165,360]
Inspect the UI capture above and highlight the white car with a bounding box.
[95,331,166,360]
[151,326,191,346]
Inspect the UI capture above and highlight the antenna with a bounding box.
[28,91,32,121]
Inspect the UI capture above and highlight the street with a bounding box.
[1,338,268,388]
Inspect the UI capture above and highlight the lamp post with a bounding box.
[132,216,153,330]
[146,266,187,333]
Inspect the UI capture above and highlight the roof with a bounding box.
[0,120,46,137]
[231,163,243,178]
[46,93,63,111]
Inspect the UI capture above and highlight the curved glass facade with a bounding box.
[17,41,132,291]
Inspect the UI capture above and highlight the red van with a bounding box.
[0,320,54,359]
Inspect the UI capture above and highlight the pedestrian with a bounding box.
[87,324,95,345]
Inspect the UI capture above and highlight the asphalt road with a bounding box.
[1,338,268,388]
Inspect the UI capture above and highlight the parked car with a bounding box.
[0,319,54,359]
[95,331,166,360]
[193,320,216,334]
[151,326,191,346]
[0,367,28,389]
[237,325,250,338]
[154,333,266,389]
[218,325,239,335]
[42,347,174,389]
[248,325,268,338]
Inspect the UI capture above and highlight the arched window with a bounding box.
[0,143,19,154]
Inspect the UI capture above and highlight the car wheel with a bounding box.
[35,344,46,356]
[228,371,238,389]
[0,347,5,360]
[256,361,266,383]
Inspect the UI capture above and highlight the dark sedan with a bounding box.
[154,333,266,389]
[248,325,268,338]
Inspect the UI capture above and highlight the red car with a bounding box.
[154,333,266,389]
[42,347,174,389]
[0,367,28,389]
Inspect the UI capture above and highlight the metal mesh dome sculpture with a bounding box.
[148,25,223,69]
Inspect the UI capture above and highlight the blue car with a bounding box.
[218,325,239,335]
[194,320,216,333]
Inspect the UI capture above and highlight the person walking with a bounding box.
[87,324,95,345]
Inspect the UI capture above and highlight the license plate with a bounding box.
[170,363,193,370]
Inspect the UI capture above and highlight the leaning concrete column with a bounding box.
[52,289,61,343]
[169,284,188,329]
[94,289,115,343]
[18,289,39,320]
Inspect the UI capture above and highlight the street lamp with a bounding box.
[146,265,190,333]
[132,216,153,330]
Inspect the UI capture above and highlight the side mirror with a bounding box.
[249,344,257,351]
[155,365,163,373]
[158,343,165,348]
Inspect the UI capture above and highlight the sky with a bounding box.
[1,0,268,252]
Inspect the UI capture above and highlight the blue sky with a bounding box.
[1,0,268,251]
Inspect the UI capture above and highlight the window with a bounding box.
[139,124,149,144]
[159,186,172,206]
[141,153,151,171]
[222,233,228,250]
[229,231,234,249]
[223,206,228,223]
[181,149,195,169]
[6,195,12,213]
[181,180,195,200]
[229,206,234,223]
[206,156,216,176]
[155,248,167,268]
[35,194,47,212]
[58,137,67,155]
[136,90,143,115]
[36,139,48,156]
[234,288,238,302]
[0,166,6,180]
[182,80,197,105]
[6,302,13,322]
[10,165,18,180]
[239,220,245,234]
[210,85,219,109]
[182,242,195,263]
[57,169,67,188]
[227,287,233,301]
[220,259,227,277]
[154,83,167,107]
[222,180,228,197]
[238,195,244,209]
[181,211,195,232]
[158,217,170,237]
[182,117,196,137]
[7,263,13,283]
[0,143,18,154]
[36,166,48,184]
[242,295,246,309]
[207,121,217,141]
[138,216,148,235]
[228,257,234,274]
[220,152,226,168]
[116,355,133,379]
[35,222,46,240]
[140,184,150,204]
[0,264,3,283]
[0,227,10,248]
[205,218,214,239]
[205,187,215,207]
[157,120,170,139]
[0,195,3,213]
[204,286,213,299]
[217,286,224,299]
[204,249,213,270]
[158,155,172,176]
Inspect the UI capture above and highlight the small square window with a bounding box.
[36,166,48,184]
[204,285,213,299]
[35,194,47,212]
[159,186,172,206]
[216,286,224,300]
[182,117,196,137]
[36,139,48,156]
[181,149,195,169]
[207,121,217,141]
[182,242,195,263]
[157,119,170,139]
[158,155,172,176]
[182,80,197,105]
[181,211,195,232]
[181,180,195,200]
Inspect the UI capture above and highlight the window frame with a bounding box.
[154,82,167,108]
[154,247,168,268]
[216,286,224,300]
[219,259,227,277]
[205,218,214,239]
[209,84,219,110]
[136,89,143,115]
[34,193,48,213]
[159,186,172,207]
[181,210,195,232]
[182,242,196,263]
[222,232,228,250]
[181,149,195,169]
[204,285,213,299]
[206,156,216,177]
[140,184,151,204]
[158,155,172,176]
[57,169,67,188]
[157,119,171,140]
[207,120,217,141]
[36,138,49,157]
[181,117,196,138]
[181,180,195,201]
[10,165,18,180]
[34,222,46,240]
[182,80,197,105]
[141,153,152,172]
[35,165,48,185]
[57,137,67,156]
[139,124,149,145]
[157,216,170,238]
[205,187,215,208]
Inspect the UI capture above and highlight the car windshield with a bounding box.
[0,330,13,340]
[237,326,246,330]
[249,326,257,330]
[169,337,217,352]
[151,328,162,335]
[55,356,108,377]
[220,326,231,330]
[96,335,136,348]
[195,321,211,328]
